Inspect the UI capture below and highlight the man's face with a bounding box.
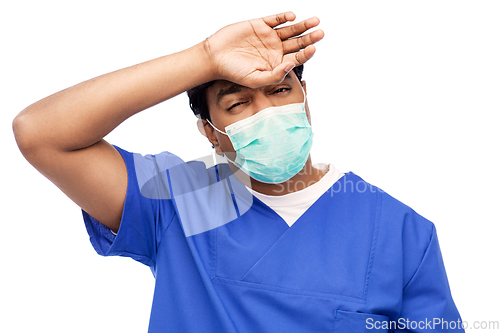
[204,72,309,155]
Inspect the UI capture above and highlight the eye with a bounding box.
[227,101,247,111]
[272,87,291,94]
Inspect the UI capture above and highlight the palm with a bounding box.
[216,20,285,78]
[206,12,323,88]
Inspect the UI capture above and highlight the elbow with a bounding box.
[13,109,43,156]
[13,111,29,152]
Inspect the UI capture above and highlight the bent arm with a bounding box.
[12,42,214,232]
[12,12,323,233]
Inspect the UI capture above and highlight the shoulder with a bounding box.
[339,172,434,233]
[344,172,435,285]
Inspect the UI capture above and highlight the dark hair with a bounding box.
[187,65,304,121]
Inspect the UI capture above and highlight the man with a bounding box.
[13,12,463,332]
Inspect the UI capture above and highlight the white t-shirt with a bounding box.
[246,164,344,227]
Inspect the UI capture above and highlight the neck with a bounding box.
[228,156,327,196]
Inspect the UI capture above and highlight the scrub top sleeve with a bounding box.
[396,224,464,332]
[82,146,176,268]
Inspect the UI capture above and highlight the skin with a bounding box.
[203,73,328,196]
[12,12,324,233]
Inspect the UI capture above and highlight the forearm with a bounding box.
[13,41,213,153]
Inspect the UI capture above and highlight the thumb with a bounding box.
[247,62,295,88]
[273,62,296,82]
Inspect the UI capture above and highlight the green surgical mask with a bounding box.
[206,86,313,184]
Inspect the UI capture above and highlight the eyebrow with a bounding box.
[216,73,294,105]
[216,83,250,105]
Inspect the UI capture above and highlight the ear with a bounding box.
[301,80,307,94]
[197,119,223,154]
[196,118,207,137]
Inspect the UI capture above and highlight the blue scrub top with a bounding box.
[83,146,464,332]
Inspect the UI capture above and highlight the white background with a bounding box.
[1,1,499,332]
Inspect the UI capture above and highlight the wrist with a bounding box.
[188,39,219,84]
[202,38,219,81]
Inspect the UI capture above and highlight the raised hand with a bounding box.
[205,12,324,88]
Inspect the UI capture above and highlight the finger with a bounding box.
[283,45,317,66]
[261,11,296,28]
[282,29,324,54]
[276,16,320,40]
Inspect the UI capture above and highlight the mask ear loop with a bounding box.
[299,81,307,106]
[196,118,228,138]
[205,118,229,136]
[202,118,237,166]
[196,118,207,137]
[196,118,227,156]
